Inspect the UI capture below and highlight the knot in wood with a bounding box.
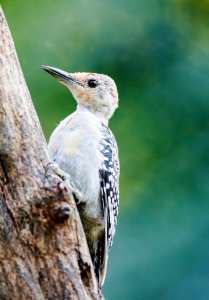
[53,203,72,223]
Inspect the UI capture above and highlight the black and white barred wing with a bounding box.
[100,125,120,251]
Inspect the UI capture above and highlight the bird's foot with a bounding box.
[45,162,82,203]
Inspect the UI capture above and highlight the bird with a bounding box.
[42,65,120,287]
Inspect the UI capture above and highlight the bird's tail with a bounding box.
[92,232,108,288]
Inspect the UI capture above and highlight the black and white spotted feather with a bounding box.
[100,123,120,251]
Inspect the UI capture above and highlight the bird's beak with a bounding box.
[42,65,75,85]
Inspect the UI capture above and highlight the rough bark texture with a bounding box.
[0,7,102,300]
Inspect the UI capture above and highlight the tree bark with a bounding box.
[0,7,101,300]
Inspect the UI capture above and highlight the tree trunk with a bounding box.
[0,7,101,300]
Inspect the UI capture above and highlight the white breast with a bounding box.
[48,110,104,219]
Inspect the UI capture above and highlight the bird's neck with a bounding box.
[76,105,109,126]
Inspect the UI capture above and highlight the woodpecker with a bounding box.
[42,65,120,287]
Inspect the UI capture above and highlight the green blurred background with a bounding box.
[1,1,209,299]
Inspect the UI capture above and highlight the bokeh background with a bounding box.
[2,1,209,299]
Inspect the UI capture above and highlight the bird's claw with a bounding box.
[45,162,82,203]
[45,162,70,180]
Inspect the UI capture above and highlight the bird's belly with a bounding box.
[51,135,103,220]
[79,208,104,242]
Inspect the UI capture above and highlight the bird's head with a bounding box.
[42,66,118,122]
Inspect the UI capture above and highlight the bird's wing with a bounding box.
[98,124,120,285]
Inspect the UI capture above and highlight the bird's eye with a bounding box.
[87,79,98,88]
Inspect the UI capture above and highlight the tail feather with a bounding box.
[92,232,108,287]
